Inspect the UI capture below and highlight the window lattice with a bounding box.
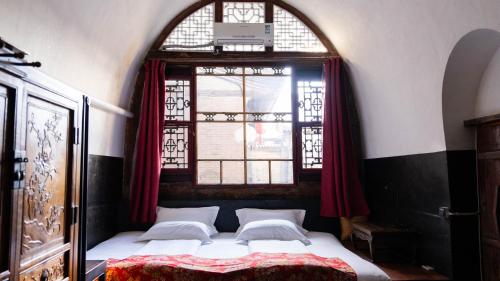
[162,3,214,51]
[165,80,191,121]
[162,126,189,169]
[273,5,327,52]
[223,2,265,52]
[223,2,265,23]
[302,126,323,169]
[298,80,324,122]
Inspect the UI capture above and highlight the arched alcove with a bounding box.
[442,28,500,150]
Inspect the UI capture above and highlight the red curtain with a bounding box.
[321,58,370,218]
[130,60,166,223]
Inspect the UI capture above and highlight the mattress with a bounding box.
[87,231,389,281]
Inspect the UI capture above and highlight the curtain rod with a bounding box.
[87,97,134,118]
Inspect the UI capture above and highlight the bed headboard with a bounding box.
[157,199,340,236]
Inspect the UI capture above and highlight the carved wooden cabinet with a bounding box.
[0,64,82,281]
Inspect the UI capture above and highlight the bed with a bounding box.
[87,200,389,280]
[87,231,389,281]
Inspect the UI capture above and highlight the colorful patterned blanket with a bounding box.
[106,253,357,281]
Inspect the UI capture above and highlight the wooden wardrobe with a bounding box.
[477,118,500,281]
[467,115,500,281]
[0,58,83,280]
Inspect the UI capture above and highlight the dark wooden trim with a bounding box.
[477,150,500,160]
[77,96,90,280]
[147,50,335,63]
[464,113,500,127]
[159,181,320,200]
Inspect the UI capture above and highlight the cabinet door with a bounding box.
[16,84,80,281]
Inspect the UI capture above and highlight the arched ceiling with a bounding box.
[1,0,500,158]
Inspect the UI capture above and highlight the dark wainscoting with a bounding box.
[446,150,481,281]
[86,155,124,249]
[364,150,481,280]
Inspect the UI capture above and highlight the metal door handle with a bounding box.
[439,207,479,219]
[13,170,25,181]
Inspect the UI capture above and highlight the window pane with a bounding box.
[162,3,214,52]
[197,123,244,159]
[222,161,245,184]
[198,161,220,184]
[247,161,269,184]
[298,80,324,122]
[271,161,293,184]
[195,65,296,185]
[246,76,291,113]
[302,126,323,169]
[273,5,327,52]
[165,80,190,121]
[197,76,243,112]
[162,126,189,169]
[246,123,293,160]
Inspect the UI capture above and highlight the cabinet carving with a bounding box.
[22,104,68,257]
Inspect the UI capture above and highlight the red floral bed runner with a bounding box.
[106,253,357,281]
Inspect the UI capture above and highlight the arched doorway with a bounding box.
[442,28,500,281]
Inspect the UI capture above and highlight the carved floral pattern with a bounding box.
[23,112,65,252]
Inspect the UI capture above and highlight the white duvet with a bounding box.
[87,231,389,281]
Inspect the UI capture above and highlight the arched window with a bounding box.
[151,0,338,186]
[161,2,327,53]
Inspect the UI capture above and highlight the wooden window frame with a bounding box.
[162,63,324,186]
[146,0,339,186]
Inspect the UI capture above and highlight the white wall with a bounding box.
[476,48,500,118]
[289,0,500,158]
[0,0,196,157]
[88,108,128,157]
[2,0,500,158]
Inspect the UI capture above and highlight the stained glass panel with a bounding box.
[273,5,327,52]
[162,3,214,51]
[302,126,323,169]
[162,126,189,169]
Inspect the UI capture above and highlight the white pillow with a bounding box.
[235,208,307,234]
[156,206,219,235]
[236,219,311,245]
[137,221,213,244]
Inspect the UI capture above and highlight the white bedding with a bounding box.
[87,231,389,281]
